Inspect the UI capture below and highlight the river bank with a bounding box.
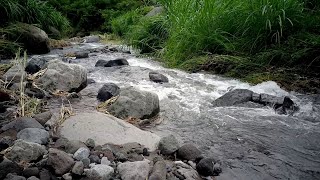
[1,36,319,179]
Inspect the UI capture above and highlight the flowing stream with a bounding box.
[37,42,320,180]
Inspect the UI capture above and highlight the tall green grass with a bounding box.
[0,0,70,36]
[158,0,307,65]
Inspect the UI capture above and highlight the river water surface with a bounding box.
[38,42,320,180]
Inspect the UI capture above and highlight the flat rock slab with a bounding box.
[60,112,160,151]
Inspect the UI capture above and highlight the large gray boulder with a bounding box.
[5,140,47,163]
[15,24,50,54]
[17,128,49,145]
[47,148,75,175]
[108,87,160,119]
[212,89,253,107]
[149,160,166,180]
[117,160,150,180]
[36,60,87,93]
[60,112,160,151]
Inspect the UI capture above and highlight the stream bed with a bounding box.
[37,42,320,180]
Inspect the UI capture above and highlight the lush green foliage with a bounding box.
[0,0,70,35]
[45,0,153,34]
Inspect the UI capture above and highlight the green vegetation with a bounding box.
[45,0,153,34]
[0,0,70,58]
[112,0,320,92]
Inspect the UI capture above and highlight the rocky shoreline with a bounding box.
[1,27,318,180]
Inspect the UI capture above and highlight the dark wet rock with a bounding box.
[23,167,39,178]
[95,60,108,67]
[85,138,95,149]
[89,154,101,164]
[283,96,294,109]
[6,140,46,163]
[85,164,114,179]
[143,148,149,156]
[4,173,26,180]
[196,158,222,176]
[25,58,48,74]
[158,135,180,155]
[35,60,87,93]
[2,65,26,84]
[149,160,166,180]
[33,111,52,126]
[47,148,75,175]
[212,89,253,107]
[177,144,203,161]
[0,136,14,151]
[149,72,169,83]
[97,83,120,102]
[73,147,90,161]
[108,87,160,119]
[17,128,49,145]
[95,58,129,67]
[0,158,23,179]
[84,36,100,43]
[14,24,50,54]
[75,51,89,59]
[117,161,150,180]
[39,169,50,180]
[72,161,84,175]
[1,117,44,132]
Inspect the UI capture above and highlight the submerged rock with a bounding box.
[95,58,129,67]
[212,89,253,107]
[108,87,160,119]
[149,71,169,83]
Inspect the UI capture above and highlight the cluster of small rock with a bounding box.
[0,113,221,180]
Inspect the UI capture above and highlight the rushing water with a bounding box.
[38,43,320,180]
